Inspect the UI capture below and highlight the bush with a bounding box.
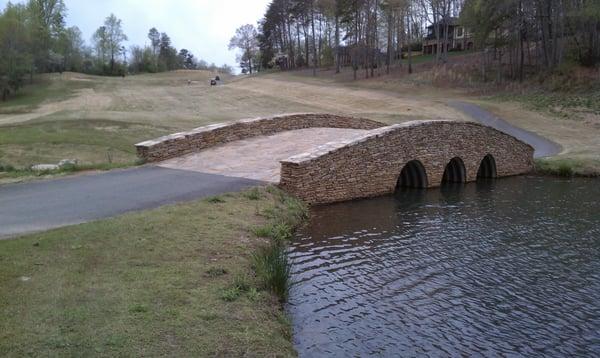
[535,158,581,177]
[402,42,423,52]
[557,162,574,177]
[252,244,291,302]
[232,274,251,292]
[246,186,308,303]
[252,222,292,243]
[220,287,241,302]
[262,192,308,230]
[244,187,262,201]
[252,224,272,238]
[206,267,228,277]
[220,274,252,302]
[206,196,225,204]
[59,162,78,172]
[0,163,15,172]
[246,287,260,302]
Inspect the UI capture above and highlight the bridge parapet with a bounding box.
[280,120,534,205]
[135,113,386,162]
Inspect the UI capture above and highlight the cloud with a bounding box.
[1,0,270,68]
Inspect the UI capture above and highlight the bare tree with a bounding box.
[229,24,259,74]
[102,13,127,72]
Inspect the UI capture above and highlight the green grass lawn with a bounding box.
[535,157,600,177]
[0,118,170,168]
[0,70,322,178]
[493,90,600,120]
[2,69,599,180]
[0,187,299,357]
[0,74,96,114]
[406,50,476,65]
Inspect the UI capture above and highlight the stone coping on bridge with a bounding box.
[135,113,386,162]
[282,123,404,164]
[282,120,502,165]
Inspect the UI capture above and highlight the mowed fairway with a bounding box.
[1,69,599,175]
[0,70,469,169]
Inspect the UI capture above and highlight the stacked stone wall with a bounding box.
[136,113,386,162]
[279,120,535,204]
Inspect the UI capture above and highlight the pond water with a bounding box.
[288,176,600,357]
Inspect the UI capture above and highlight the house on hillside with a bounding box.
[423,17,474,55]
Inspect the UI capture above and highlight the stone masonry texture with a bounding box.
[279,120,534,205]
[136,114,534,205]
[135,113,385,162]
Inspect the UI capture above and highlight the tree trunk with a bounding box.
[111,50,115,73]
[442,0,450,64]
[481,50,486,81]
[538,0,551,69]
[304,22,309,67]
[311,0,317,76]
[335,8,340,74]
[397,11,403,70]
[365,2,371,79]
[407,10,412,74]
[352,47,358,80]
[372,0,378,78]
[287,18,295,69]
[519,0,525,82]
[433,6,440,65]
[387,11,393,75]
[318,12,323,68]
[296,23,302,66]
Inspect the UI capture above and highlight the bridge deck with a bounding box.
[157,128,368,182]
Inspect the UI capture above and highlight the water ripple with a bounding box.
[288,176,600,357]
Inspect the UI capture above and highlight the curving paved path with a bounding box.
[448,101,561,158]
[0,103,560,239]
[0,167,260,239]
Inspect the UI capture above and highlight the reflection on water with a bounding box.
[288,176,600,357]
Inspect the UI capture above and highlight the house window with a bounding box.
[456,27,464,38]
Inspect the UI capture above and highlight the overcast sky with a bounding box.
[0,0,270,69]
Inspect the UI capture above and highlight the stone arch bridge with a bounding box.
[136,113,534,205]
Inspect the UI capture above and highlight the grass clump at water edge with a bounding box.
[535,157,600,177]
[252,244,292,302]
[251,187,308,302]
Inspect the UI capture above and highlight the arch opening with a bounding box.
[477,154,497,179]
[442,157,467,184]
[396,160,428,190]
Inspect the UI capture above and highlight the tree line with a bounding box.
[232,0,600,82]
[463,0,600,82]
[0,0,233,101]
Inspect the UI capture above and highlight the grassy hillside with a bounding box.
[0,70,468,172]
[0,187,300,357]
[1,66,598,178]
